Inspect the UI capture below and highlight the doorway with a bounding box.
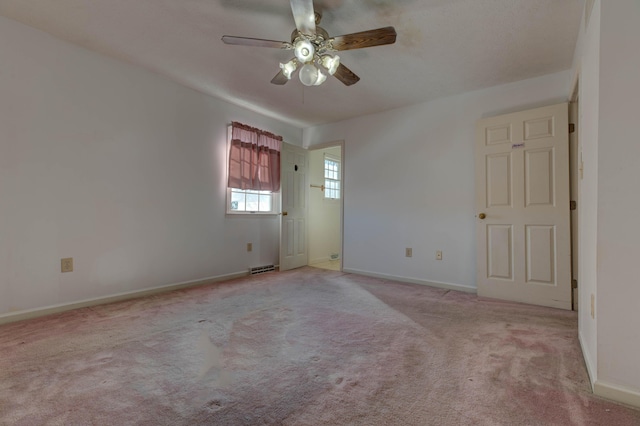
[308,142,344,272]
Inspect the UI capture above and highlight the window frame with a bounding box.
[226,187,279,215]
[323,154,341,202]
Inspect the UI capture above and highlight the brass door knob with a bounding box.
[478,213,486,219]
[282,211,288,216]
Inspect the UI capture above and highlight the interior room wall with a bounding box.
[567,0,640,407]
[571,0,600,387]
[593,0,640,404]
[303,71,572,292]
[0,16,302,319]
[308,146,341,265]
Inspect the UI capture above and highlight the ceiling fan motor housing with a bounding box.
[294,39,315,62]
[291,27,331,57]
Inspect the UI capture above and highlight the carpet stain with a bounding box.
[196,331,230,385]
[205,399,224,411]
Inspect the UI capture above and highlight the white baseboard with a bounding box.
[578,331,597,390]
[571,327,640,410]
[342,268,477,294]
[0,270,249,325]
[594,380,640,410]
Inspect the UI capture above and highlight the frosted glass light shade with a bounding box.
[321,55,340,75]
[313,71,327,86]
[294,39,315,63]
[299,63,319,86]
[279,59,298,79]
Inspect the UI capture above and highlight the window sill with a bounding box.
[226,211,280,217]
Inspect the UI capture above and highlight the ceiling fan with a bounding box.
[222,0,397,87]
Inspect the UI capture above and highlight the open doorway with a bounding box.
[308,142,344,272]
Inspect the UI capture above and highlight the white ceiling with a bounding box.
[0,0,584,128]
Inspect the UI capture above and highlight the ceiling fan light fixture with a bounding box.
[280,59,298,80]
[321,54,340,75]
[294,39,315,63]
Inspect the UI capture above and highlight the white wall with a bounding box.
[0,16,301,318]
[572,0,601,385]
[308,146,341,265]
[568,0,640,406]
[593,0,640,403]
[304,71,571,291]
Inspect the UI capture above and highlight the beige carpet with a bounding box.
[1,267,639,425]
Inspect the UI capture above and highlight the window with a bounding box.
[226,122,281,214]
[228,188,274,213]
[324,155,341,200]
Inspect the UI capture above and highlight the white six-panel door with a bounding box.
[475,103,571,310]
[280,142,309,271]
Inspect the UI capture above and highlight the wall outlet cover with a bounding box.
[61,257,73,273]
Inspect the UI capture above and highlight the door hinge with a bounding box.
[569,123,576,134]
[572,279,578,289]
[570,200,577,210]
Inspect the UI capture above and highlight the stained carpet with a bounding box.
[1,267,639,425]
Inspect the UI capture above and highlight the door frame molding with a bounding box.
[307,140,345,272]
[569,77,580,311]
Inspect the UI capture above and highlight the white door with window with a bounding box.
[280,143,309,271]
[475,103,571,310]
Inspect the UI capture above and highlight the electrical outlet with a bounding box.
[247,243,253,252]
[436,250,443,260]
[61,257,73,273]
[405,248,412,258]
[591,294,595,319]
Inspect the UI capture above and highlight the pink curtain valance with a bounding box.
[228,122,282,192]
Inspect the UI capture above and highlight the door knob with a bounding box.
[478,213,486,219]
[282,211,288,216]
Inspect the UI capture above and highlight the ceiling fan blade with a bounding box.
[222,35,291,49]
[271,70,290,85]
[333,63,360,86]
[331,26,397,51]
[290,0,316,35]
